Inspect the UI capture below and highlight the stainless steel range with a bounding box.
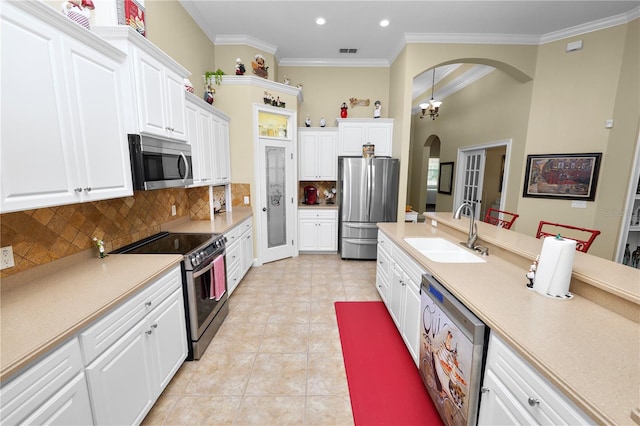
[113,232,228,360]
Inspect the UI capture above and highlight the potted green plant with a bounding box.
[204,68,225,87]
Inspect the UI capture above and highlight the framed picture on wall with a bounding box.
[522,153,602,201]
[438,162,454,195]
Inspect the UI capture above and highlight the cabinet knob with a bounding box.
[145,329,153,335]
[74,187,82,193]
[151,323,158,329]
[145,301,152,307]
[262,207,267,212]
[481,387,490,394]
[527,397,540,407]
[84,187,92,192]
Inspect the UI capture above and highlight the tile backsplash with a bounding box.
[0,184,251,278]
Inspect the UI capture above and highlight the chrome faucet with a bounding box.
[453,201,478,249]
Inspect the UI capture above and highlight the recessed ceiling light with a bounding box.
[316,17,326,25]
[379,19,389,27]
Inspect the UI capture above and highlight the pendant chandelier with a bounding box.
[420,69,442,120]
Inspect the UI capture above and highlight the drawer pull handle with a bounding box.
[527,397,540,407]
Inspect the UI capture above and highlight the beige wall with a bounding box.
[144,1,216,96]
[409,67,533,217]
[278,66,390,128]
[519,22,639,258]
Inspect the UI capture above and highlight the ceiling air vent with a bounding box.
[339,48,358,54]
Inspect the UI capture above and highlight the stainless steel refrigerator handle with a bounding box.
[366,158,372,219]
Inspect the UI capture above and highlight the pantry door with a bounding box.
[256,107,296,264]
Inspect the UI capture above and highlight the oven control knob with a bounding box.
[193,254,200,266]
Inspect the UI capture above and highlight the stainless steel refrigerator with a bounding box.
[338,157,399,259]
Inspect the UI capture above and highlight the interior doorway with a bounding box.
[454,139,512,220]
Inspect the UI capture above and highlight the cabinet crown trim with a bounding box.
[186,92,231,121]
[92,26,190,77]
[9,1,126,62]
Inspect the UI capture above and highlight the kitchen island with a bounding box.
[378,212,639,426]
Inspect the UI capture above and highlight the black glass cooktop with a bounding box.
[113,232,215,255]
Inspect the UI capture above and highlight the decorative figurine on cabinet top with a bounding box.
[61,0,94,30]
[235,58,245,75]
[373,100,381,118]
[283,76,290,85]
[319,117,326,127]
[305,115,311,127]
[252,54,269,79]
[340,103,348,118]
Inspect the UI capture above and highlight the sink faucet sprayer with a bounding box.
[453,201,479,250]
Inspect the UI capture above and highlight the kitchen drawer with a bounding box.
[377,231,392,256]
[485,333,593,425]
[298,209,338,220]
[393,246,426,290]
[226,240,241,272]
[0,338,91,425]
[224,226,242,246]
[227,262,242,296]
[79,266,181,365]
[237,218,252,235]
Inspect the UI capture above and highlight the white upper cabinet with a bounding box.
[212,113,231,185]
[185,93,231,187]
[93,26,190,142]
[0,1,132,213]
[299,129,338,180]
[337,118,393,157]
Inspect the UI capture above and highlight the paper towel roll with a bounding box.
[533,236,576,297]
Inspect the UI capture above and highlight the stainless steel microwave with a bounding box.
[128,134,193,190]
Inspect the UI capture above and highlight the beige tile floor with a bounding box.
[142,254,380,426]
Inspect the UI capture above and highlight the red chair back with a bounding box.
[535,221,601,253]
[483,208,519,230]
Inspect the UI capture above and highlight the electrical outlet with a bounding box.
[171,205,177,216]
[1,246,15,270]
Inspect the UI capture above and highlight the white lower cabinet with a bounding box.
[377,230,424,366]
[81,266,186,425]
[478,332,594,426]
[225,218,254,296]
[0,339,93,426]
[298,209,338,252]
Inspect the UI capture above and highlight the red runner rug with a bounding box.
[335,301,443,426]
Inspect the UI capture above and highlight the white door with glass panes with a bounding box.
[256,107,296,264]
[455,149,485,220]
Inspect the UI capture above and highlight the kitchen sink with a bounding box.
[403,237,486,263]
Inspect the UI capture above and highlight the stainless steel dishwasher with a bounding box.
[419,273,488,426]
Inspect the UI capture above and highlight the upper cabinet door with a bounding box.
[1,4,79,212]
[132,49,187,141]
[64,36,132,202]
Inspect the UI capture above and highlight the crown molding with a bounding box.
[278,58,390,68]
[221,75,303,102]
[540,6,640,44]
[404,32,540,46]
[214,35,278,56]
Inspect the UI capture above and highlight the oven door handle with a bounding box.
[192,258,217,279]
